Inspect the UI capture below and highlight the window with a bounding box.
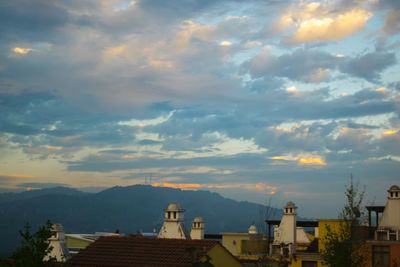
[389,232,397,241]
[377,231,388,241]
[372,246,390,267]
[168,212,171,219]
[301,261,317,267]
[173,212,176,219]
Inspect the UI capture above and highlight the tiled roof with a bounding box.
[67,236,219,267]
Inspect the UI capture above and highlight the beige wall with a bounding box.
[206,244,244,267]
[221,233,249,256]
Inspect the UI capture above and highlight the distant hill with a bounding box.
[0,186,87,204]
[0,185,281,257]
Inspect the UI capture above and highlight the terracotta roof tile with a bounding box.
[67,236,219,267]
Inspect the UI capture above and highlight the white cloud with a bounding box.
[220,40,232,47]
[118,112,174,128]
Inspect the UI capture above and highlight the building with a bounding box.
[191,217,205,240]
[67,236,244,267]
[366,185,400,267]
[158,202,188,239]
[266,202,355,267]
[273,201,299,255]
[221,224,268,265]
[158,202,209,241]
[44,223,70,262]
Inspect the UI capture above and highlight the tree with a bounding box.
[257,194,278,267]
[12,220,57,267]
[258,193,277,236]
[321,177,367,267]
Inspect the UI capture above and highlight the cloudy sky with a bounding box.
[1,0,399,218]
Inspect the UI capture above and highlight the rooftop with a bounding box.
[165,202,184,212]
[389,185,400,191]
[68,236,220,267]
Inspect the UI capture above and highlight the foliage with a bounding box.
[11,220,57,267]
[321,178,366,267]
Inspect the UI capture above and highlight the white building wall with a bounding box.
[296,227,311,244]
[158,222,187,239]
[380,200,400,229]
[274,213,296,245]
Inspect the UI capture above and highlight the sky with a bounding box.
[0,0,399,218]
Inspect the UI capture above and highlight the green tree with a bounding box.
[321,177,366,267]
[12,220,57,267]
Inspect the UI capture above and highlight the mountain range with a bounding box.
[0,185,281,257]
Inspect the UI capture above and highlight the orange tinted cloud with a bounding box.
[151,182,277,194]
[152,182,202,190]
[0,173,33,179]
[293,9,371,43]
[103,44,127,59]
[298,156,326,166]
[13,47,32,55]
[255,183,277,195]
[383,129,398,137]
[281,3,372,44]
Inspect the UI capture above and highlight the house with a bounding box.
[67,236,244,267]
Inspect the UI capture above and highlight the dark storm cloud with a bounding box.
[339,52,397,82]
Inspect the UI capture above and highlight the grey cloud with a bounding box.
[16,182,68,189]
[0,0,69,42]
[256,122,338,154]
[244,49,340,83]
[147,88,395,153]
[379,0,400,9]
[0,92,139,158]
[382,10,400,35]
[138,140,162,146]
[67,153,267,172]
[343,121,379,129]
[388,81,400,91]
[339,52,397,82]
[245,49,397,84]
[373,133,400,157]
[0,176,18,185]
[247,76,285,93]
